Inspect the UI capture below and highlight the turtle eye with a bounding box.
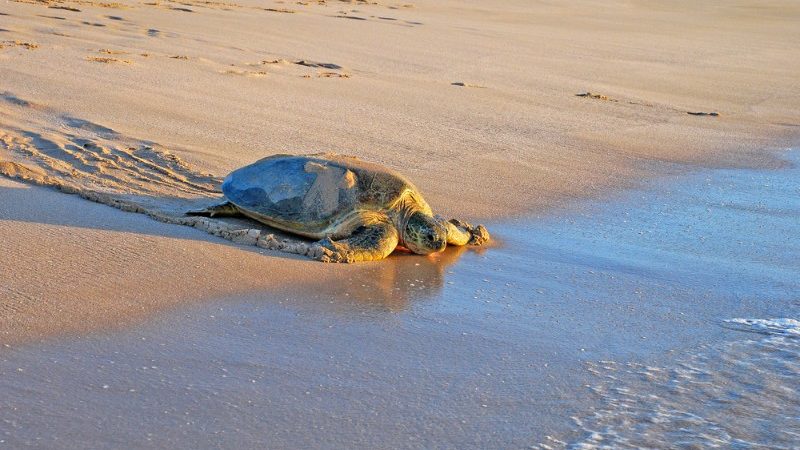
[427,233,435,242]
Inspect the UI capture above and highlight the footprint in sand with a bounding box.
[240,58,350,79]
[318,72,350,78]
[369,16,422,26]
[37,14,66,20]
[334,11,422,26]
[294,60,342,69]
[222,69,268,77]
[141,1,194,12]
[86,56,131,64]
[81,21,107,27]
[336,14,367,20]
[452,82,486,88]
[9,0,123,8]
[98,48,128,55]
[48,5,81,11]
[0,41,39,50]
[576,91,617,101]
[255,58,290,65]
[172,0,241,11]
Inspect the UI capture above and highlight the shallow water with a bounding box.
[571,319,800,449]
[1,151,799,449]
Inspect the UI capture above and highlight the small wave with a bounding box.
[551,323,800,449]
[725,318,800,337]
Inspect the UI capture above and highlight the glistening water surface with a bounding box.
[1,151,799,449]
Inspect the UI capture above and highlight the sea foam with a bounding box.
[725,318,800,337]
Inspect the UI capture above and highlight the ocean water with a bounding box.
[543,152,800,448]
[1,151,799,448]
[566,319,800,449]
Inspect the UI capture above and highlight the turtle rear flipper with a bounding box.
[186,201,241,218]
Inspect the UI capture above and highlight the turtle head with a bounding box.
[403,211,447,255]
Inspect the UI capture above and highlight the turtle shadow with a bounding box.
[0,182,476,309]
[0,181,306,260]
[0,183,241,244]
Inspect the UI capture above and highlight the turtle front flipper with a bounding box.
[186,201,241,218]
[314,222,399,263]
[442,218,490,246]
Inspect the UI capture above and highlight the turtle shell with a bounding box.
[221,154,421,233]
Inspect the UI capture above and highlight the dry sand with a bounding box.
[1,0,800,338]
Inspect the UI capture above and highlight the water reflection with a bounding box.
[310,245,473,310]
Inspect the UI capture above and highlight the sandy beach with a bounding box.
[1,0,800,447]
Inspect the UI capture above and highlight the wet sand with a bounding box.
[2,151,798,448]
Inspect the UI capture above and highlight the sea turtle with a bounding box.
[188,153,490,263]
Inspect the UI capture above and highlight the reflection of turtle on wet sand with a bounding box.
[188,153,490,263]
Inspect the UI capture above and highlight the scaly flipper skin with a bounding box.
[315,221,399,263]
[443,218,491,246]
[187,201,241,218]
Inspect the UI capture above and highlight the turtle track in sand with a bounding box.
[0,91,326,260]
